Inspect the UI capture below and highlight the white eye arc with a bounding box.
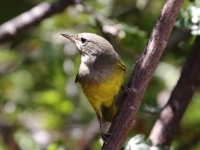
[75,37,88,51]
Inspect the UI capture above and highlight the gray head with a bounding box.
[61,33,120,66]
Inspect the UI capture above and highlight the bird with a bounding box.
[61,33,126,142]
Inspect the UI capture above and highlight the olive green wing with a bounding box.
[101,98,116,123]
[118,59,126,72]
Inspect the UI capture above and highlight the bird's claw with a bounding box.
[121,86,131,94]
[101,132,111,144]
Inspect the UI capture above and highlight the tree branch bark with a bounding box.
[0,0,78,43]
[149,36,200,146]
[102,0,184,149]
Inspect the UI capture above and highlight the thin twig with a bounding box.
[0,0,79,43]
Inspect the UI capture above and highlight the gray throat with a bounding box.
[78,60,117,85]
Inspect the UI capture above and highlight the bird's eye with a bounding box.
[81,38,87,44]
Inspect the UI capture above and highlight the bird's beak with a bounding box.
[61,33,75,42]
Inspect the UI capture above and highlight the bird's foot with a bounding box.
[121,86,131,94]
[101,132,111,144]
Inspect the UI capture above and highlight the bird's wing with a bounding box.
[101,97,116,123]
[118,59,126,72]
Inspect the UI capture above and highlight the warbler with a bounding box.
[61,33,126,142]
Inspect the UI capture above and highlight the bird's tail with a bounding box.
[101,99,116,123]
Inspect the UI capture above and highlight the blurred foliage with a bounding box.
[0,0,200,150]
[124,134,168,150]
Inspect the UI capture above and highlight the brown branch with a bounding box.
[0,0,79,43]
[149,36,200,146]
[102,0,184,149]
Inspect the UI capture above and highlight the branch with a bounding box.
[0,0,78,43]
[149,36,200,146]
[102,0,184,149]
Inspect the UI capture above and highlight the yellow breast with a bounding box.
[80,66,125,111]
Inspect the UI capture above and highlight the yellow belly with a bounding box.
[81,68,125,112]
